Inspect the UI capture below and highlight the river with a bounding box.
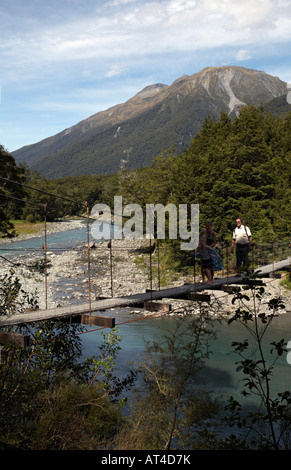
[83,306,291,411]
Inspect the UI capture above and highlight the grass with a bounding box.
[280,272,291,291]
[10,219,45,236]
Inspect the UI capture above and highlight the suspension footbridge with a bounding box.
[0,254,289,330]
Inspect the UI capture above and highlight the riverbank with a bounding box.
[0,220,290,316]
[1,219,85,244]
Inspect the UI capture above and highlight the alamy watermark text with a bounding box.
[91,196,199,251]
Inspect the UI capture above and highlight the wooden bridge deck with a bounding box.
[0,257,290,328]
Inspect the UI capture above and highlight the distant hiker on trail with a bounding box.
[231,217,253,268]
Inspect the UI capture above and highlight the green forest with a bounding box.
[116,104,291,243]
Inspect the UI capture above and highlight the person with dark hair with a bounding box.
[200,220,217,247]
[231,217,252,268]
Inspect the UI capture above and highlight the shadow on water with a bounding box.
[197,365,233,390]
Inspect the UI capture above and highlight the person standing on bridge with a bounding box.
[200,221,217,280]
[231,217,253,269]
[195,238,213,284]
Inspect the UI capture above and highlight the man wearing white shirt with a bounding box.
[231,217,252,268]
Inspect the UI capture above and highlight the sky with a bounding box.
[1,0,291,153]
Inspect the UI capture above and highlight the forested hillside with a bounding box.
[174,105,291,243]
[117,104,291,246]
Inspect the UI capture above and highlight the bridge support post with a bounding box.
[0,330,32,348]
[81,314,115,328]
[144,301,171,313]
[188,292,211,302]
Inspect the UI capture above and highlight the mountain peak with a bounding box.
[12,66,287,178]
[131,83,168,101]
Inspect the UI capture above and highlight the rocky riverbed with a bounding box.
[1,220,171,309]
[0,220,290,317]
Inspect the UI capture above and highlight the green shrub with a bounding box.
[26,214,36,223]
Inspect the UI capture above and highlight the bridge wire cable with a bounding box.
[1,310,166,350]
[0,175,162,225]
[0,191,45,208]
[37,311,165,346]
[0,190,96,222]
[0,176,143,227]
[0,254,50,270]
[0,176,87,209]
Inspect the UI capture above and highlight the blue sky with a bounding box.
[1,0,291,153]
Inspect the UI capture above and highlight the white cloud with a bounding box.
[106,0,137,5]
[105,65,124,77]
[1,0,291,151]
[166,0,197,15]
[1,0,290,85]
[236,49,252,61]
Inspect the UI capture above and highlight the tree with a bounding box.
[0,145,27,236]
[0,269,38,317]
[0,272,134,450]
[170,106,290,245]
[117,308,219,450]
[224,269,291,449]
[29,379,124,450]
